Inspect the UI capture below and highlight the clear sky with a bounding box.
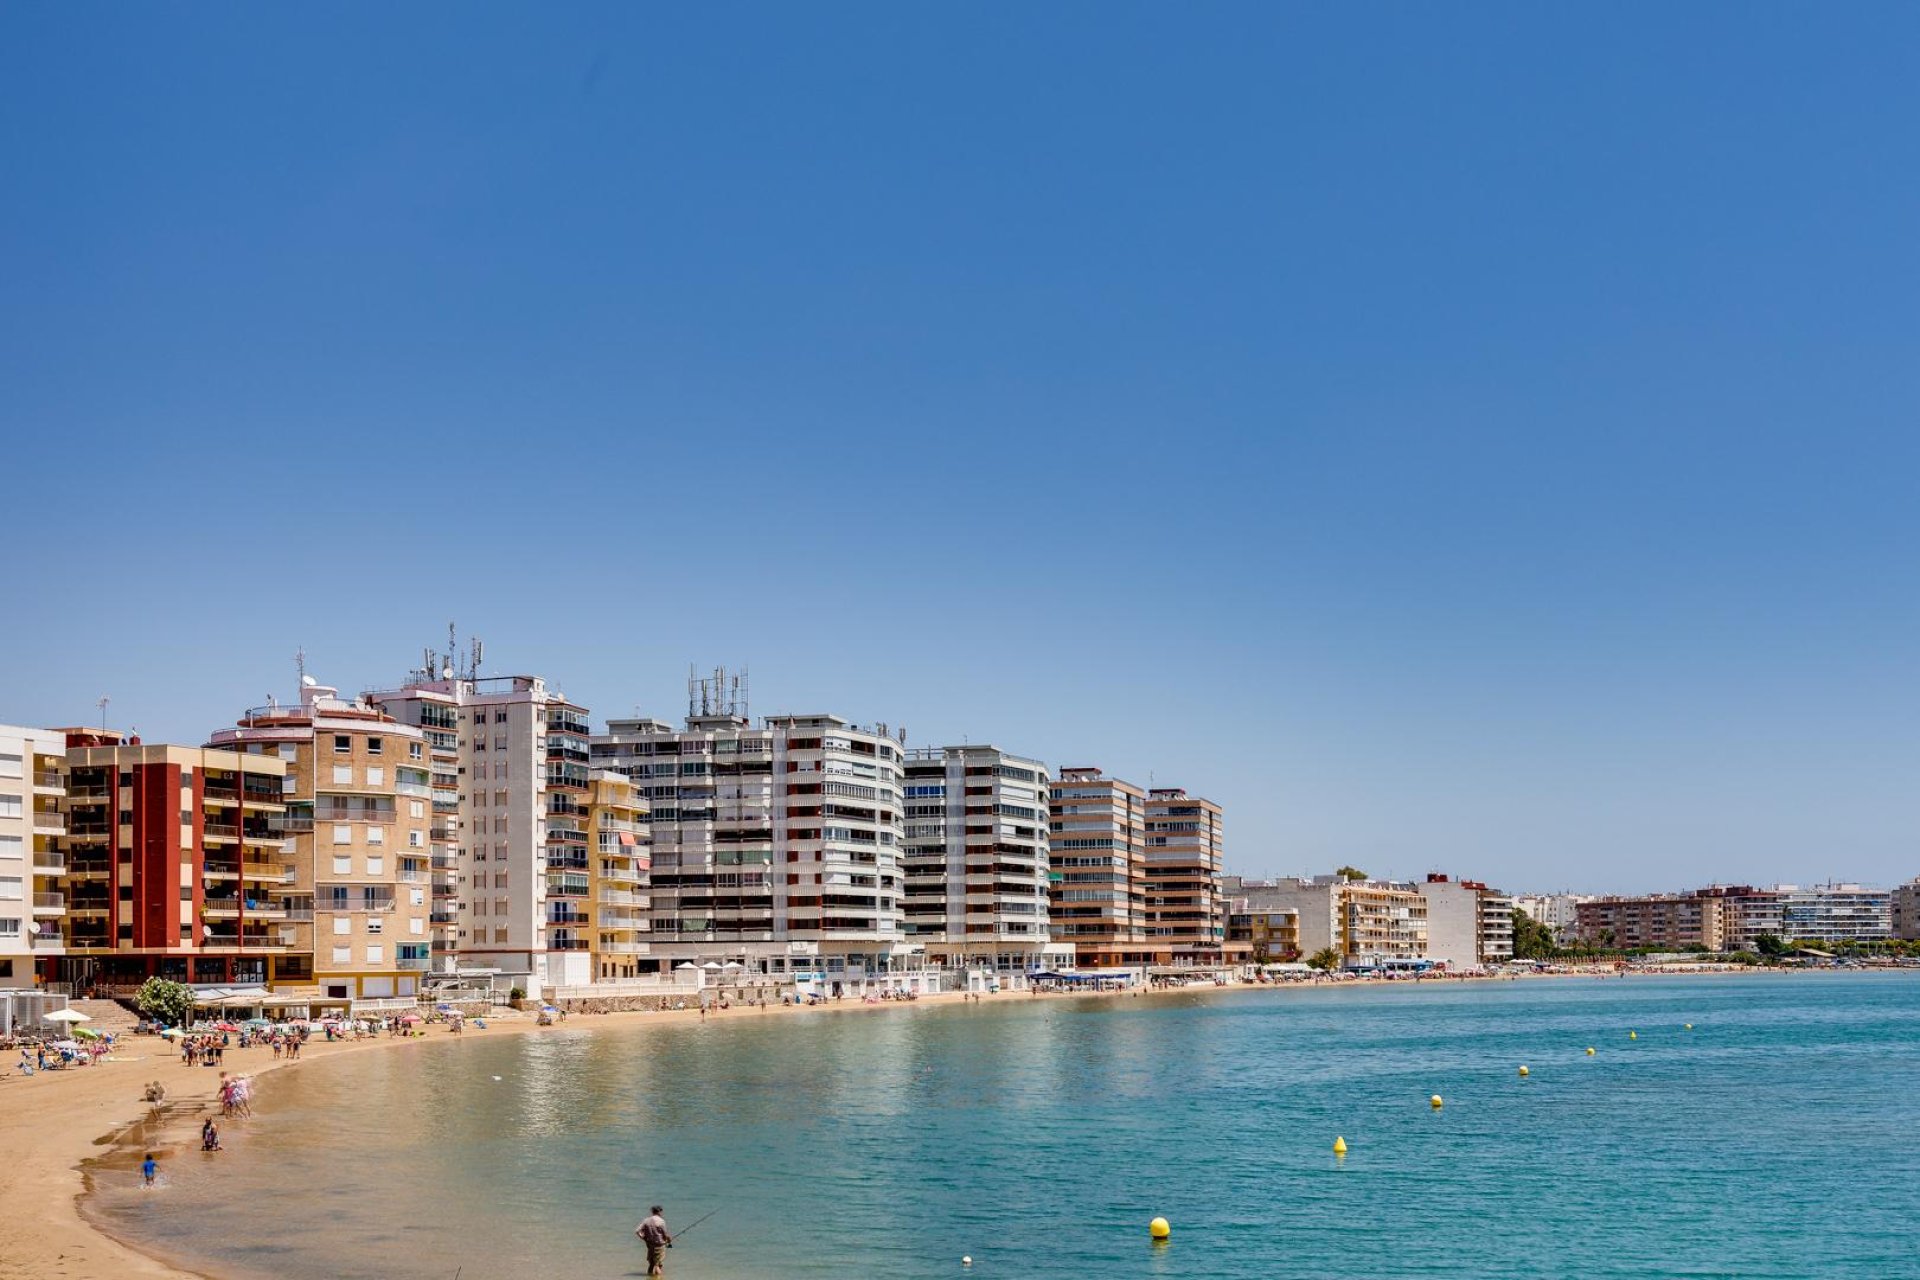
[4,5,1917,894]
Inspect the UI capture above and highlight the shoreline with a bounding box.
[9,966,1906,1280]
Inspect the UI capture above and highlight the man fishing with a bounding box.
[635,1205,672,1276]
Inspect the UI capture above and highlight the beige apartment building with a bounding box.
[1047,767,1151,968]
[1226,907,1301,961]
[583,770,649,981]
[901,745,1062,981]
[210,681,433,1001]
[1143,787,1233,964]
[1574,894,1727,950]
[1419,874,1515,970]
[370,664,590,998]
[1233,876,1429,969]
[0,725,68,988]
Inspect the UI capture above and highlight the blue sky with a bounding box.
[4,5,1917,893]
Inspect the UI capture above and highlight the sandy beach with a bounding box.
[1,966,1889,1280]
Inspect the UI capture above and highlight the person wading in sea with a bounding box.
[635,1205,672,1275]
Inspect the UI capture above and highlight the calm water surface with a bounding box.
[90,974,1920,1279]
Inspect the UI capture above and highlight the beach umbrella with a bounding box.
[158,1027,185,1039]
[722,961,744,970]
[701,962,724,971]
[43,1008,91,1023]
[72,1026,102,1040]
[52,1039,80,1050]
[674,962,698,971]
[399,1013,423,1023]
[214,1021,240,1032]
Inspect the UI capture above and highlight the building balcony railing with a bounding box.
[32,811,66,833]
[33,853,65,873]
[31,932,64,950]
[549,939,591,951]
[33,771,64,790]
[32,892,65,913]
[430,911,459,925]
[395,955,433,970]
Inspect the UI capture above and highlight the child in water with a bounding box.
[142,1153,158,1187]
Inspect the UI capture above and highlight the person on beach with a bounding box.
[635,1205,672,1275]
[201,1118,221,1152]
[142,1153,157,1187]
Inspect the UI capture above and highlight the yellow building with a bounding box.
[585,770,649,980]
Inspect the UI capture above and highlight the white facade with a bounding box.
[1420,877,1514,970]
[901,745,1058,977]
[370,673,588,999]
[0,725,66,988]
[593,712,920,988]
[1775,883,1891,943]
[1513,892,1587,942]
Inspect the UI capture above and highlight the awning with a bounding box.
[617,832,636,846]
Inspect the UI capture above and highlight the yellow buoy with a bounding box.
[1586,1047,1596,1056]
[1684,1023,1693,1030]
[1430,1094,1443,1108]
[1332,1136,1348,1155]
[1518,1065,1529,1077]
[1629,1031,1637,1040]
[1149,1217,1171,1240]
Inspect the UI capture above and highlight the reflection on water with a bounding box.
[88,976,1920,1280]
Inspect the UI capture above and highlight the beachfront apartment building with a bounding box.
[1143,787,1235,965]
[1226,908,1301,962]
[368,669,590,998]
[1695,885,1785,950]
[1419,874,1514,970]
[1047,767,1151,968]
[1512,892,1590,943]
[0,725,68,988]
[901,745,1064,981]
[592,712,921,989]
[208,682,433,1001]
[583,770,649,981]
[1233,876,1429,969]
[1574,894,1727,951]
[1894,879,1920,940]
[48,735,292,989]
[1775,883,1891,944]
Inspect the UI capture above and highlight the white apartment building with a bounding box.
[1419,874,1513,970]
[1234,875,1429,969]
[1512,892,1587,942]
[901,745,1064,983]
[0,725,67,988]
[1775,883,1892,944]
[370,671,589,998]
[593,711,925,992]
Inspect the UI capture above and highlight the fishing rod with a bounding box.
[673,1209,721,1241]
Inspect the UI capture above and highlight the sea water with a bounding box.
[87,973,1920,1279]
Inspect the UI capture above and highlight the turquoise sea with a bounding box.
[89,973,1920,1279]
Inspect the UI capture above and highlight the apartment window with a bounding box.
[408,743,422,760]
[0,877,21,900]
[493,736,507,751]
[366,917,383,935]
[0,754,21,779]
[409,801,424,819]
[0,835,20,859]
[493,790,507,807]
[331,946,351,965]
[366,944,384,963]
[366,767,385,787]
[334,735,351,754]
[333,916,351,935]
[494,710,508,724]
[332,766,353,785]
[0,795,21,818]
[408,831,423,848]
[367,856,384,876]
[367,737,383,756]
[366,826,385,845]
[278,743,298,760]
[493,927,508,943]
[410,916,425,935]
[332,824,352,846]
[333,855,352,875]
[0,919,20,937]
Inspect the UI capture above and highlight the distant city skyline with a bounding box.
[5,6,1917,893]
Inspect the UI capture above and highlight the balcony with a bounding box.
[66,899,112,916]
[204,823,239,842]
[33,770,64,792]
[599,890,641,906]
[31,892,65,915]
[549,939,590,951]
[32,852,65,874]
[31,932,64,950]
[429,910,459,925]
[32,810,66,834]
[395,955,432,971]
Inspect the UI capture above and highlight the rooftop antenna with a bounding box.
[471,637,484,679]
[96,695,110,732]
[294,646,307,686]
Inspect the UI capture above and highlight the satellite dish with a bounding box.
[27,921,40,936]
[442,666,454,679]
[301,675,318,687]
